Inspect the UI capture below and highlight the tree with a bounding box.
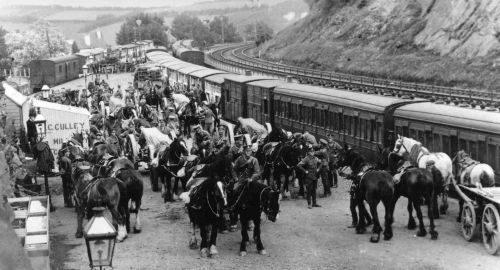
[0,27,7,59]
[116,13,170,47]
[171,13,216,47]
[209,16,242,43]
[243,21,274,45]
[5,20,69,67]
[71,41,79,54]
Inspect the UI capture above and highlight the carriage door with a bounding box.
[65,63,69,81]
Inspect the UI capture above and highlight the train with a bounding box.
[172,40,205,66]
[30,40,155,92]
[146,50,500,184]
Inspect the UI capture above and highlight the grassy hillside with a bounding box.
[261,0,500,91]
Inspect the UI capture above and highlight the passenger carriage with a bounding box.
[30,55,86,92]
[222,74,275,123]
[271,83,423,160]
[393,103,500,184]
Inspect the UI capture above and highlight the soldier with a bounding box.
[316,139,331,197]
[192,124,212,155]
[228,134,244,162]
[232,142,260,193]
[106,129,120,149]
[213,125,228,151]
[59,149,74,208]
[202,101,215,135]
[297,144,322,209]
[327,134,341,188]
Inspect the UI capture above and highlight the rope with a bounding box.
[206,191,220,218]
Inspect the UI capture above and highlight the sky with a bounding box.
[0,0,213,8]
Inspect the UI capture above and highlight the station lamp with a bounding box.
[33,112,47,140]
[82,64,89,88]
[41,85,50,100]
[83,207,117,270]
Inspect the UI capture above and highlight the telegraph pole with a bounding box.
[45,28,52,57]
[221,17,225,43]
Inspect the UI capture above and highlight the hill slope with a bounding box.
[262,0,500,90]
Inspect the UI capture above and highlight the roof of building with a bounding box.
[3,82,28,106]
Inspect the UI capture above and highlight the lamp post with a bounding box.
[41,84,50,100]
[136,19,142,42]
[82,64,88,89]
[84,207,118,270]
[33,111,54,212]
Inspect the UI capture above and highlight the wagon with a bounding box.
[455,183,500,255]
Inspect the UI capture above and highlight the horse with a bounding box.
[452,150,496,222]
[228,181,280,256]
[382,150,441,240]
[88,143,120,164]
[269,143,303,198]
[256,125,291,187]
[157,137,190,201]
[182,146,232,258]
[337,146,394,243]
[72,165,128,241]
[393,135,453,214]
[92,157,144,234]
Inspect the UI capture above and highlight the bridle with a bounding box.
[393,137,410,154]
[259,186,274,217]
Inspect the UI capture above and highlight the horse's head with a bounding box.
[377,145,396,171]
[393,134,410,156]
[336,143,354,169]
[262,187,281,222]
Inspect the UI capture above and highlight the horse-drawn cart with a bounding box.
[456,184,500,255]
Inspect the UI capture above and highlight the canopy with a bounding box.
[140,127,172,147]
[237,117,268,138]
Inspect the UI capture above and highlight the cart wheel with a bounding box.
[462,202,476,241]
[482,204,500,255]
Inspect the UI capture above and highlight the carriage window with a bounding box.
[488,144,498,171]
[470,141,478,159]
[73,62,76,69]
[59,65,62,72]
[478,141,486,163]
[459,139,467,153]
[369,119,375,141]
[377,122,383,143]
[287,102,292,118]
[442,135,450,154]
[344,116,349,134]
[263,99,268,114]
[425,131,433,152]
[351,117,357,137]
[323,110,328,128]
[409,128,417,140]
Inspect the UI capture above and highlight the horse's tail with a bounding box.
[479,166,496,187]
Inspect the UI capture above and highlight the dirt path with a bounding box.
[47,174,499,270]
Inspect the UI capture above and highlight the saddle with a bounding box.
[263,142,280,157]
[393,161,415,184]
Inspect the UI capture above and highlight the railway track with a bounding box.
[206,43,500,106]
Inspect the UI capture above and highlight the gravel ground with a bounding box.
[48,173,499,270]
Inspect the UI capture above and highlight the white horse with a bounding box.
[393,135,453,215]
[452,149,495,222]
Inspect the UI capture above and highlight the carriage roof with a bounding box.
[246,79,282,88]
[274,83,418,113]
[177,65,206,75]
[189,69,227,79]
[394,102,500,134]
[204,73,230,84]
[224,74,274,84]
[165,62,192,70]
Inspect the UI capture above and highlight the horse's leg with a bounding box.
[427,193,439,240]
[382,197,394,241]
[199,225,209,258]
[355,197,367,234]
[440,183,449,215]
[75,204,84,238]
[456,199,464,223]
[209,223,219,258]
[284,171,290,197]
[432,191,440,219]
[413,198,427,237]
[407,198,417,230]
[133,198,142,233]
[368,200,382,243]
[189,223,198,249]
[110,205,128,242]
[239,216,249,256]
[253,218,266,255]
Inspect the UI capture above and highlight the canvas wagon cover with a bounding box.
[140,127,172,148]
[238,117,268,138]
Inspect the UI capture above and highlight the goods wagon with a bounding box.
[30,55,86,92]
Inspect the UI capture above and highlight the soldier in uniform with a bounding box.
[297,144,322,209]
[316,139,331,197]
[327,134,341,188]
[212,125,228,152]
[232,142,260,193]
[59,149,74,208]
[192,124,212,156]
[228,134,244,162]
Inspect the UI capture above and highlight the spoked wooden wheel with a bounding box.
[461,202,476,241]
[482,204,500,255]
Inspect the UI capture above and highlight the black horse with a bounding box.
[184,146,232,258]
[270,143,304,198]
[228,181,280,256]
[157,137,190,202]
[337,145,395,243]
[92,157,144,235]
[380,149,441,240]
[72,166,129,242]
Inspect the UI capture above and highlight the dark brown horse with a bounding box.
[72,166,129,241]
[337,146,395,243]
